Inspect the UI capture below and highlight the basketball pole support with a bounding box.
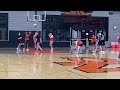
[27,11,29,21]
[70,27,72,54]
[70,27,72,48]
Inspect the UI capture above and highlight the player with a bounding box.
[36,32,42,51]
[24,31,31,52]
[117,52,120,62]
[74,39,83,54]
[101,33,105,54]
[117,36,120,62]
[49,33,54,51]
[92,33,103,54]
[16,32,22,53]
[118,36,120,46]
[33,32,38,50]
[91,34,97,52]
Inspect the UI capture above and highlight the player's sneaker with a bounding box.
[40,48,42,51]
[50,48,53,51]
[92,50,96,53]
[76,52,79,54]
[102,51,105,54]
[19,49,22,53]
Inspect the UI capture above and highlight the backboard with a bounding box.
[27,11,46,22]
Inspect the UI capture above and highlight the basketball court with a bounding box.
[0,47,120,79]
[0,11,120,79]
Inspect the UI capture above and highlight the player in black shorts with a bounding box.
[17,33,22,53]
[92,33,103,54]
[36,32,42,51]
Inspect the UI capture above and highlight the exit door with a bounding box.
[81,30,95,45]
[70,29,80,47]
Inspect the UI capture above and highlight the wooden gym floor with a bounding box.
[0,47,120,79]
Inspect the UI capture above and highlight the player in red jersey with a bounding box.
[24,31,31,52]
[117,36,120,62]
[91,34,97,52]
[74,39,83,54]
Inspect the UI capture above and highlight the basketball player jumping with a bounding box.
[17,32,22,53]
[74,39,83,54]
[49,33,54,51]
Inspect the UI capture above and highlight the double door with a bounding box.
[70,29,103,47]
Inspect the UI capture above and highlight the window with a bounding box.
[42,28,70,41]
[0,13,8,41]
[0,28,7,40]
[42,15,70,41]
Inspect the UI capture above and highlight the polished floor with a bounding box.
[0,47,120,79]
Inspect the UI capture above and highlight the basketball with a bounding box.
[33,23,37,27]
[98,33,101,35]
